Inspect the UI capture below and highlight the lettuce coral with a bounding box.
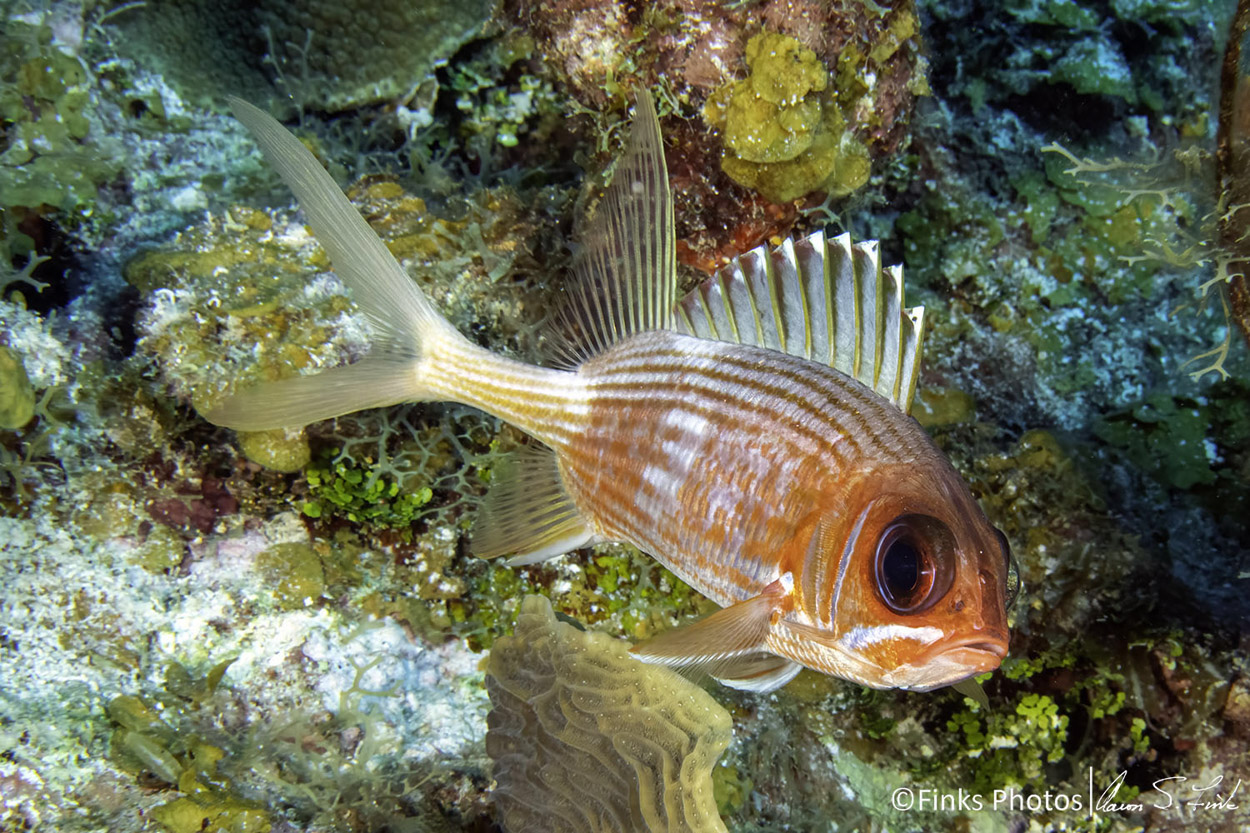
[486,595,731,833]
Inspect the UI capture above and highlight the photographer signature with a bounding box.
[1096,771,1241,815]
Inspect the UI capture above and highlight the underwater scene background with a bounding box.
[1,0,1248,831]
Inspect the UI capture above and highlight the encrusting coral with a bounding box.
[703,32,871,203]
[486,595,731,833]
[0,345,35,430]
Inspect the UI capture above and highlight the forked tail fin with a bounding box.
[203,98,464,431]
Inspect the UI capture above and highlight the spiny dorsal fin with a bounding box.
[550,91,676,365]
[471,443,596,565]
[672,230,925,413]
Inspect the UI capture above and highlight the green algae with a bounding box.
[443,32,563,162]
[108,695,178,744]
[1050,38,1138,104]
[102,669,314,833]
[1095,380,1250,518]
[705,32,872,203]
[106,670,272,833]
[946,693,1069,793]
[1094,391,1217,489]
[303,451,433,531]
[711,762,752,819]
[912,385,977,428]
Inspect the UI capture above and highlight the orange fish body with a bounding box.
[208,93,1011,692]
[564,332,1009,689]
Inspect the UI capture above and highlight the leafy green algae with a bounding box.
[302,451,433,531]
[106,665,273,833]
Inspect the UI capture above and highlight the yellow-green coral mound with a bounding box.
[0,346,35,430]
[705,31,871,203]
[486,595,731,833]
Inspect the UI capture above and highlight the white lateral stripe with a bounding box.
[839,624,944,651]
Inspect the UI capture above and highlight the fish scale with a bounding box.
[206,91,1013,692]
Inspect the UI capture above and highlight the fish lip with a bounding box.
[954,638,1008,660]
[916,634,1009,678]
[938,645,1004,671]
[885,635,1009,690]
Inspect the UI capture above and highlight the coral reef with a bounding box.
[0,16,116,267]
[486,595,731,833]
[1,0,1249,832]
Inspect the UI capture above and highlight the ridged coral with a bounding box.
[485,595,731,833]
[106,0,498,113]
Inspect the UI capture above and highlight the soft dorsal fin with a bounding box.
[550,91,677,365]
[671,231,926,413]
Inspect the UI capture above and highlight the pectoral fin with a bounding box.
[632,576,797,691]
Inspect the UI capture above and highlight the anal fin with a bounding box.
[470,444,595,565]
[632,576,796,691]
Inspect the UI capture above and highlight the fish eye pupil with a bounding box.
[871,514,952,615]
[883,539,920,595]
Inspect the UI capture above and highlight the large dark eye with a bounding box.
[995,528,1023,611]
[873,514,954,614]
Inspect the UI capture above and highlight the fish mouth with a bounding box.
[891,635,1008,691]
[952,639,1009,661]
[938,642,1007,674]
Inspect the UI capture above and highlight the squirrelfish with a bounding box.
[208,93,1013,692]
